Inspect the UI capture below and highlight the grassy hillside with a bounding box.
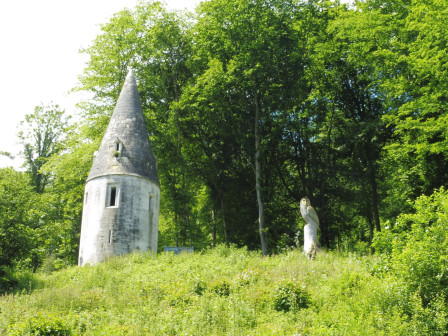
[0,246,443,335]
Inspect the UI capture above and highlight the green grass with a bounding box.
[0,246,443,335]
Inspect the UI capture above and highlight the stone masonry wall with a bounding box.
[78,174,160,266]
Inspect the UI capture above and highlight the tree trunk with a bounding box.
[367,215,374,254]
[220,198,229,247]
[172,65,190,247]
[211,209,216,248]
[366,192,375,254]
[368,160,381,232]
[254,91,268,256]
[367,212,374,245]
[175,209,179,247]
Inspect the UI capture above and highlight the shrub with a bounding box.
[211,280,231,296]
[0,266,17,294]
[236,268,260,286]
[10,314,72,335]
[191,277,207,295]
[0,266,39,294]
[72,290,107,311]
[373,188,448,307]
[272,278,311,312]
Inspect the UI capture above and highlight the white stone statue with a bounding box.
[300,197,319,259]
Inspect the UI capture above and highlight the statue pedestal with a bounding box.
[304,223,318,259]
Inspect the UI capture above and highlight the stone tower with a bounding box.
[78,70,160,266]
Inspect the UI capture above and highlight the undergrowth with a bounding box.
[0,245,446,335]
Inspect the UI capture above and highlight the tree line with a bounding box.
[1,0,447,275]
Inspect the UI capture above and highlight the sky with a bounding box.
[0,0,199,169]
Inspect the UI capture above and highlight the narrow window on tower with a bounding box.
[114,141,122,158]
[110,187,117,206]
[106,185,119,208]
[149,194,153,212]
[108,230,113,244]
[85,192,88,204]
[149,194,154,226]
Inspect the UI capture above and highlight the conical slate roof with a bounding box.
[87,70,159,184]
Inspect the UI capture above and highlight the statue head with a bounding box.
[300,197,311,207]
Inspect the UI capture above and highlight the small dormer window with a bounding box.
[114,141,122,158]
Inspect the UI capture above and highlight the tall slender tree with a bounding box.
[18,104,69,193]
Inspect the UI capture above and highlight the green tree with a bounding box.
[69,0,448,253]
[184,0,316,254]
[0,168,34,267]
[294,0,405,247]
[18,104,70,193]
[381,0,448,210]
[37,140,94,267]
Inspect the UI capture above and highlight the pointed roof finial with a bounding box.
[87,69,159,184]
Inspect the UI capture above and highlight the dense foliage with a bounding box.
[71,0,448,254]
[374,188,448,309]
[67,0,448,255]
[0,0,448,304]
[1,247,447,335]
